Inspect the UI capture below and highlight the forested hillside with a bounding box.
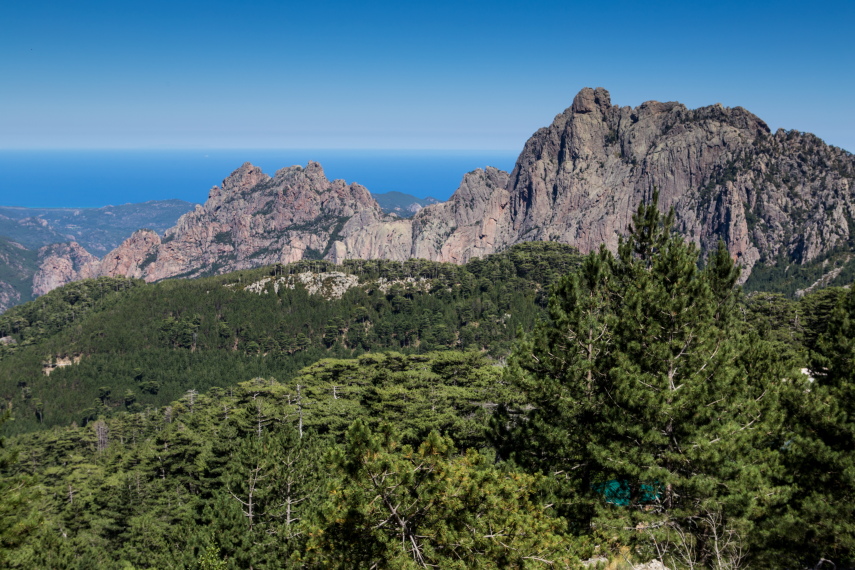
[1,201,854,568]
[0,242,581,434]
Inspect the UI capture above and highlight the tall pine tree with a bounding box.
[503,192,789,567]
[771,285,855,567]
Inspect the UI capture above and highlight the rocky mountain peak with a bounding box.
[34,162,389,289]
[305,160,325,175]
[570,86,612,115]
[207,162,271,207]
[222,162,270,194]
[27,88,855,297]
[332,87,854,281]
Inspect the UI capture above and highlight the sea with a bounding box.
[0,149,519,209]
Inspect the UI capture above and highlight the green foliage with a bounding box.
[766,285,855,567]
[0,236,38,309]
[0,348,579,568]
[0,409,42,568]
[744,249,855,298]
[740,286,849,364]
[0,276,142,352]
[0,243,581,434]
[197,535,228,570]
[296,351,505,447]
[499,194,792,566]
[306,421,580,568]
[742,291,805,361]
[800,286,848,351]
[1,378,319,568]
[3,221,855,566]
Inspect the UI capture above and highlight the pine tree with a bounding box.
[493,246,614,528]
[771,285,855,566]
[0,409,42,568]
[503,193,788,566]
[306,420,577,568]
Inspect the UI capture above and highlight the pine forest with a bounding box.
[1,199,853,569]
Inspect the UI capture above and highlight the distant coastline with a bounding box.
[0,149,518,208]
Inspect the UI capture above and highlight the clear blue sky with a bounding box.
[2,0,853,152]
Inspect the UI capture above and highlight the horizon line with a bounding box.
[0,147,523,153]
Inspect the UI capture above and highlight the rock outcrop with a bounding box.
[34,161,387,289]
[32,88,855,294]
[32,242,100,296]
[236,272,361,299]
[328,167,511,265]
[332,88,855,279]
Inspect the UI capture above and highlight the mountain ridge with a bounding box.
[23,87,855,297]
[333,88,854,276]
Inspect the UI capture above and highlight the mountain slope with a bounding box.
[0,237,38,313]
[0,243,581,434]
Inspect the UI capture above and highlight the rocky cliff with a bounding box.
[32,242,100,296]
[333,88,855,278]
[33,161,386,288]
[32,88,855,294]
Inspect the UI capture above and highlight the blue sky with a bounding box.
[2,0,853,152]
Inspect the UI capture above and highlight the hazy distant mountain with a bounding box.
[0,199,196,255]
[370,191,440,217]
[0,200,196,312]
[0,237,37,313]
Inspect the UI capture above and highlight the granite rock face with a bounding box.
[333,88,855,280]
[328,167,511,265]
[32,242,100,296]
[32,88,855,293]
[117,161,386,281]
[34,161,387,290]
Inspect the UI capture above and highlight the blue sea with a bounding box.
[0,150,519,208]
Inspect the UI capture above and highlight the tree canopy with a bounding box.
[498,193,795,567]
